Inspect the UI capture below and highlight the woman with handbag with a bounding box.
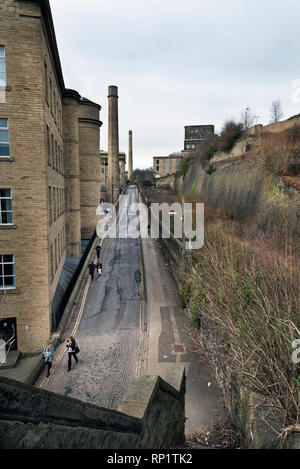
[66,335,79,372]
[42,343,54,378]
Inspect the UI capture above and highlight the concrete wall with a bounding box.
[0,364,186,449]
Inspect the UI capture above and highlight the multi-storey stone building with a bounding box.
[0,0,102,352]
[184,125,215,151]
[100,151,126,200]
[153,154,181,178]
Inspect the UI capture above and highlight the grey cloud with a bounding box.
[50,0,300,168]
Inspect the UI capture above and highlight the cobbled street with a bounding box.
[36,187,146,409]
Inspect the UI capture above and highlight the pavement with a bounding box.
[141,230,226,431]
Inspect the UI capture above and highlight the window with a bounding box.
[156,166,159,171]
[192,144,195,149]
[48,186,52,224]
[0,189,12,224]
[55,140,57,170]
[50,244,54,282]
[169,161,173,170]
[186,144,190,149]
[49,78,52,111]
[0,119,9,157]
[0,46,6,87]
[54,238,57,270]
[0,254,15,289]
[46,125,50,165]
[44,61,48,102]
[58,233,61,261]
[53,91,56,121]
[156,160,159,165]
[51,133,54,166]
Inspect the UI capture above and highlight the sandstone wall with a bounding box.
[0,0,51,351]
[179,148,300,233]
[0,364,185,449]
[78,99,102,239]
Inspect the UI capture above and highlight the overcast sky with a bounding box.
[50,0,300,169]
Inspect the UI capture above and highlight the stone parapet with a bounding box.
[0,364,186,449]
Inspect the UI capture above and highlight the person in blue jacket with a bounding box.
[42,343,54,378]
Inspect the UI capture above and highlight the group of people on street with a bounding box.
[42,244,102,379]
[42,335,79,378]
[88,244,102,282]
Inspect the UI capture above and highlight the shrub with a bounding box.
[206,165,217,175]
[286,162,300,176]
[259,127,300,175]
[185,219,300,440]
[191,180,197,195]
[218,120,243,152]
[181,281,191,306]
[181,157,191,180]
[207,143,218,160]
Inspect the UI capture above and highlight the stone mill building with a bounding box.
[0,0,107,352]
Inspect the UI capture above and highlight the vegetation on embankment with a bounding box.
[181,205,300,442]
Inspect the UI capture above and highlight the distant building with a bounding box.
[153,154,181,178]
[100,151,126,198]
[184,125,215,151]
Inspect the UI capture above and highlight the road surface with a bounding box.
[37,186,146,409]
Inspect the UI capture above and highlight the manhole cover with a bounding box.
[173,344,185,353]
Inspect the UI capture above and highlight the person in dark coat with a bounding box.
[96,244,101,259]
[88,261,97,281]
[66,336,78,372]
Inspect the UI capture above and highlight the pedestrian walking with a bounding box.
[42,342,54,378]
[96,244,101,259]
[97,264,102,281]
[88,260,97,281]
[66,336,79,372]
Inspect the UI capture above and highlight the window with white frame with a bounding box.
[0,189,12,224]
[0,46,6,87]
[0,254,15,289]
[0,119,9,157]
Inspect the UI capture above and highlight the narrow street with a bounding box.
[37,186,146,409]
[37,185,224,429]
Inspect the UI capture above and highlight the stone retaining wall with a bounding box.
[0,364,186,449]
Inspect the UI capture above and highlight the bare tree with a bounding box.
[270,99,284,123]
[241,107,255,130]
